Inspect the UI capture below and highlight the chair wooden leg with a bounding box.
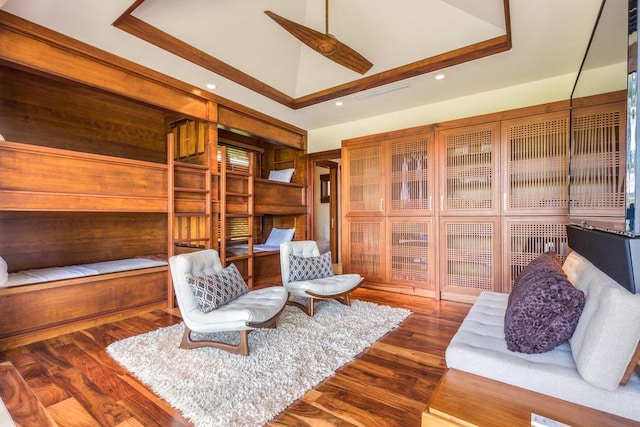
[180,326,251,356]
[287,298,316,316]
[308,298,315,316]
[336,293,352,307]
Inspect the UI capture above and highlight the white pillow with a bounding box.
[564,252,640,390]
[0,256,7,287]
[265,228,295,246]
[268,168,295,183]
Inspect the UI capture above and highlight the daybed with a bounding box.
[443,250,640,422]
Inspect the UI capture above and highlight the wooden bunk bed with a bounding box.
[0,141,169,350]
[0,12,309,346]
[218,147,308,286]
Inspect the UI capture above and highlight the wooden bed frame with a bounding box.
[0,141,169,350]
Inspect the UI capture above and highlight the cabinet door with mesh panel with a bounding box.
[570,102,626,232]
[388,218,435,295]
[502,217,569,293]
[439,218,501,302]
[502,111,569,216]
[343,218,385,283]
[388,132,435,216]
[438,122,500,216]
[343,142,385,216]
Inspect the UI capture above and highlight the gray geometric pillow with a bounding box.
[289,251,334,282]
[186,263,248,313]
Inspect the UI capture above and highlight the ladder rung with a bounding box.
[226,234,253,240]
[225,254,251,262]
[174,161,209,170]
[173,212,208,217]
[225,170,251,177]
[224,212,253,218]
[174,187,208,193]
[174,237,211,243]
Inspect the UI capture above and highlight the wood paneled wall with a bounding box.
[0,65,167,163]
[0,212,167,272]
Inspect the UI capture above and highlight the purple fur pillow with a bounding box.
[504,251,585,354]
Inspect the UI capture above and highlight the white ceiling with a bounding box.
[1,0,614,131]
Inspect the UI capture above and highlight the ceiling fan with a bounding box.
[264,0,373,75]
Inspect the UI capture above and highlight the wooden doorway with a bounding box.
[308,149,341,263]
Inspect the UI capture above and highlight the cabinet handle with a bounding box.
[440,195,444,211]
[429,196,432,211]
[503,193,507,211]
[380,198,384,212]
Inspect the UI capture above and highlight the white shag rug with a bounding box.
[107,299,411,427]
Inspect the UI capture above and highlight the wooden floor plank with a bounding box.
[0,361,56,427]
[47,397,102,427]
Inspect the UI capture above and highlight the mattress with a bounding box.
[3,257,167,288]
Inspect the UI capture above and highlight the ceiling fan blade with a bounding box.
[265,10,373,75]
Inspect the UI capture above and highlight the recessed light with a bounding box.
[335,101,343,106]
[435,74,445,80]
[206,83,216,90]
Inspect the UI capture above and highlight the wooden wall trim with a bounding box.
[0,10,208,118]
[342,90,626,147]
[218,106,306,149]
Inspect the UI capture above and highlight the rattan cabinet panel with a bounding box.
[389,134,435,216]
[438,122,500,216]
[439,217,502,302]
[343,142,385,215]
[570,102,626,220]
[343,217,385,283]
[388,217,434,292]
[501,217,569,293]
[502,111,569,215]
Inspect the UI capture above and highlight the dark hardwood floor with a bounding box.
[0,288,471,426]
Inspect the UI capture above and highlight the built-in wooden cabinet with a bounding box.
[388,135,435,215]
[439,217,501,302]
[389,218,434,291]
[345,217,386,283]
[340,101,617,301]
[438,122,500,216]
[343,131,436,296]
[502,111,569,216]
[569,101,626,229]
[501,217,569,293]
[344,142,385,215]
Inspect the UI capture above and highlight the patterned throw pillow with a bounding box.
[504,251,585,354]
[289,252,334,282]
[186,263,249,313]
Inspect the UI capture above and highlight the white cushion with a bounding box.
[0,256,7,287]
[286,274,363,298]
[264,228,295,246]
[563,251,640,390]
[267,168,295,182]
